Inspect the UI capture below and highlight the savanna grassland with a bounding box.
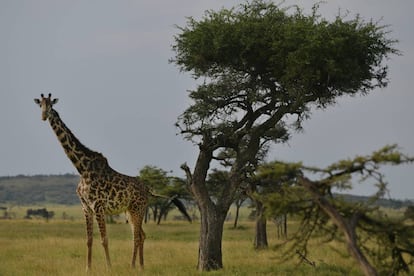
[0,205,373,276]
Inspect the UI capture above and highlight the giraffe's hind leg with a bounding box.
[128,209,146,269]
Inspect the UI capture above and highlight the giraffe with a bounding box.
[34,93,150,270]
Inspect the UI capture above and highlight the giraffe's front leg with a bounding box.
[95,211,112,268]
[82,209,94,271]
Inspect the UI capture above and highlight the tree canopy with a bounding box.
[173,1,398,149]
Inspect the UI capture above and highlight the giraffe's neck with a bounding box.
[48,109,108,175]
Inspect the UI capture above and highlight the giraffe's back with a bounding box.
[77,171,149,215]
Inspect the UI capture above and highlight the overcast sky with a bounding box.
[1,0,413,199]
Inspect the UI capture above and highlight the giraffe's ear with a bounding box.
[34,99,41,106]
[52,98,59,105]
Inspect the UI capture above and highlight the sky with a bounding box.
[0,0,413,199]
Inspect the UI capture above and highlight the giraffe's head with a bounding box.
[34,93,59,121]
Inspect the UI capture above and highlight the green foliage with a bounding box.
[255,161,302,184]
[206,169,230,201]
[326,144,410,173]
[359,212,414,274]
[315,144,414,199]
[252,161,303,216]
[174,1,397,83]
[139,165,170,192]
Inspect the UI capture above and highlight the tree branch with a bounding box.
[180,162,193,189]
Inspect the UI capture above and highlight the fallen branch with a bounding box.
[296,250,316,267]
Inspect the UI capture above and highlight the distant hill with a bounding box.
[0,174,412,208]
[0,174,79,205]
[335,193,413,209]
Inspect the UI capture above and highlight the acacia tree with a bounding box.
[262,145,414,276]
[172,0,397,271]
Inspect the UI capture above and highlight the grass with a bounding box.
[1,205,408,275]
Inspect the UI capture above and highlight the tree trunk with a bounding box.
[144,208,148,223]
[233,202,241,229]
[197,204,226,271]
[254,201,268,249]
[276,214,287,239]
[282,214,287,239]
[181,148,230,272]
[345,230,378,276]
[180,139,247,271]
[299,176,378,276]
[153,206,158,222]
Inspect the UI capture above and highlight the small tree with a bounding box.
[172,0,398,271]
[263,145,414,276]
[139,166,170,222]
[139,166,191,223]
[158,176,194,223]
[250,161,302,248]
[232,188,248,229]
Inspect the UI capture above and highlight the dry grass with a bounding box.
[2,205,409,275]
